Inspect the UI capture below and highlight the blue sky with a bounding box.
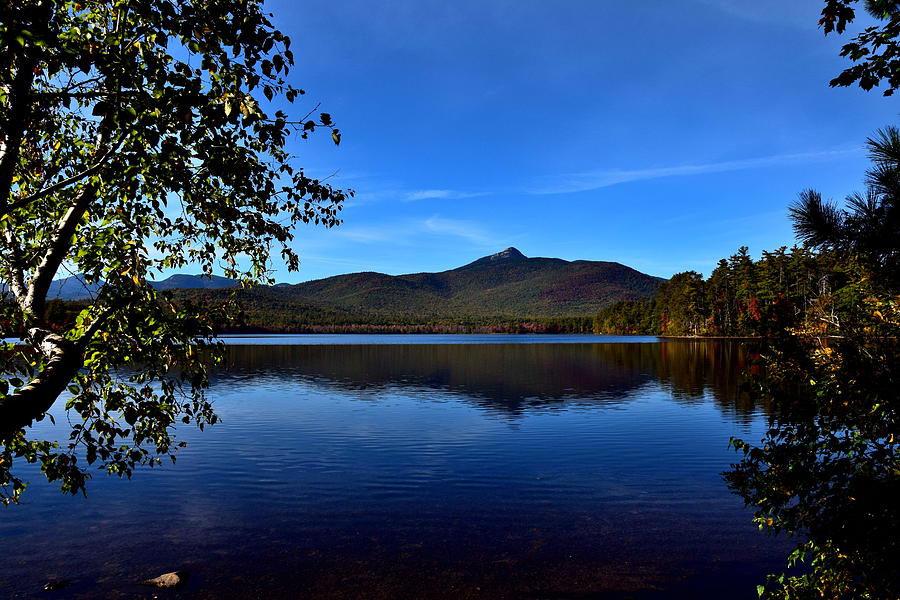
[260,0,896,282]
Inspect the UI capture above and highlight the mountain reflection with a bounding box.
[217,340,769,419]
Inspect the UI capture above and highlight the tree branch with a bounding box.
[24,112,115,318]
[25,184,97,317]
[0,55,38,212]
[0,225,27,305]
[3,146,117,216]
[0,329,83,439]
[0,290,133,438]
[78,291,137,345]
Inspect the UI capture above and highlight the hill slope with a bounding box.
[150,274,238,291]
[41,273,238,300]
[253,247,663,319]
[42,250,662,327]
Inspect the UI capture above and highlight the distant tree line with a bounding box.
[10,295,596,336]
[219,311,595,335]
[592,245,849,337]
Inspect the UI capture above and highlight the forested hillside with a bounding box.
[168,247,662,332]
[38,245,850,338]
[593,245,847,337]
[280,247,662,317]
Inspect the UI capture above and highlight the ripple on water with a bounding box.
[2,341,786,600]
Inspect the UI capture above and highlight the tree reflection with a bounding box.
[216,340,768,420]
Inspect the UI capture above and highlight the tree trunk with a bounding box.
[0,330,83,439]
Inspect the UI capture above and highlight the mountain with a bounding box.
[149,274,238,291]
[252,247,663,319]
[48,274,103,301]
[40,250,663,327]
[38,273,238,301]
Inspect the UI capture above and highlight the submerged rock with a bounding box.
[140,571,188,589]
[43,579,72,591]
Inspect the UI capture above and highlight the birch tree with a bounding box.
[0,0,348,503]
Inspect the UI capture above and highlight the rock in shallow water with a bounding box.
[43,579,72,591]
[140,571,189,589]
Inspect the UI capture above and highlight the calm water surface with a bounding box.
[1,336,787,599]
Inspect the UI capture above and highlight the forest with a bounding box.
[592,245,845,337]
[25,245,858,338]
[19,241,879,340]
[182,243,859,339]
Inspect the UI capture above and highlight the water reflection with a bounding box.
[1,339,785,600]
[218,340,769,420]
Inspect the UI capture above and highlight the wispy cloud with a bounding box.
[529,148,861,195]
[333,216,502,249]
[296,254,386,270]
[340,187,489,206]
[334,224,412,244]
[423,216,496,246]
[404,189,488,202]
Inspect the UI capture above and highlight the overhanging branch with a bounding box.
[3,146,117,218]
[0,330,84,439]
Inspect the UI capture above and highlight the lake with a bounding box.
[1,336,789,599]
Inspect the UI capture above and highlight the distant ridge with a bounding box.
[250,247,664,319]
[48,274,102,301]
[41,250,663,322]
[150,274,238,291]
[39,273,238,301]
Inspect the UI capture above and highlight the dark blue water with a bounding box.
[217,333,656,345]
[0,337,787,599]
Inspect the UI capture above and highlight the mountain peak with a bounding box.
[461,247,528,269]
[487,247,526,261]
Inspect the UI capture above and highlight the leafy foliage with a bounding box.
[727,309,900,599]
[821,0,900,95]
[0,0,348,503]
[791,128,900,287]
[602,124,900,596]
[593,246,834,337]
[725,128,900,600]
